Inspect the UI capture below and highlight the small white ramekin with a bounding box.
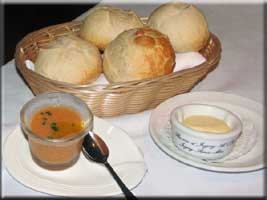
[170,103,242,160]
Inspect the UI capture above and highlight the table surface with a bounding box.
[2,2,265,197]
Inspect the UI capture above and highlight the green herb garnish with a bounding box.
[41,117,48,125]
[51,122,59,131]
[46,111,52,116]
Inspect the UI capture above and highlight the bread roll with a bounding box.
[80,6,143,50]
[35,35,102,84]
[103,27,175,83]
[148,2,210,52]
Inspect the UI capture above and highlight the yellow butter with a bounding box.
[182,115,231,134]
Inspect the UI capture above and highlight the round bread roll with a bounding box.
[80,6,143,51]
[148,2,210,52]
[35,34,102,84]
[103,27,176,83]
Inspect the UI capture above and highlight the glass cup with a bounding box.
[20,92,93,170]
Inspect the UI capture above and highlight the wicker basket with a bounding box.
[15,20,221,117]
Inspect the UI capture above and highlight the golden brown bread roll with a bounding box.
[103,27,176,83]
[35,34,102,84]
[148,2,210,52]
[80,6,144,51]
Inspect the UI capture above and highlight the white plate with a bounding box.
[149,91,265,173]
[3,118,147,197]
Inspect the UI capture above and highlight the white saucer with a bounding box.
[3,118,147,197]
[149,91,265,173]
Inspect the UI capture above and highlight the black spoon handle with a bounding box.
[104,162,138,200]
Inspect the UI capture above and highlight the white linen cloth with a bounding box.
[2,2,264,197]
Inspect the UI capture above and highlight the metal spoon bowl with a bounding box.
[82,132,137,199]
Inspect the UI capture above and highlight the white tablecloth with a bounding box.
[2,2,265,197]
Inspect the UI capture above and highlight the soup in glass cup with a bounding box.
[20,92,93,170]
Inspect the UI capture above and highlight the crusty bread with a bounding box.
[34,34,102,84]
[80,6,144,51]
[103,27,176,83]
[148,2,210,52]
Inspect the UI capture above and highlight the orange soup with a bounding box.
[30,106,84,139]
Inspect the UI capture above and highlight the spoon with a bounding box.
[82,131,138,200]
